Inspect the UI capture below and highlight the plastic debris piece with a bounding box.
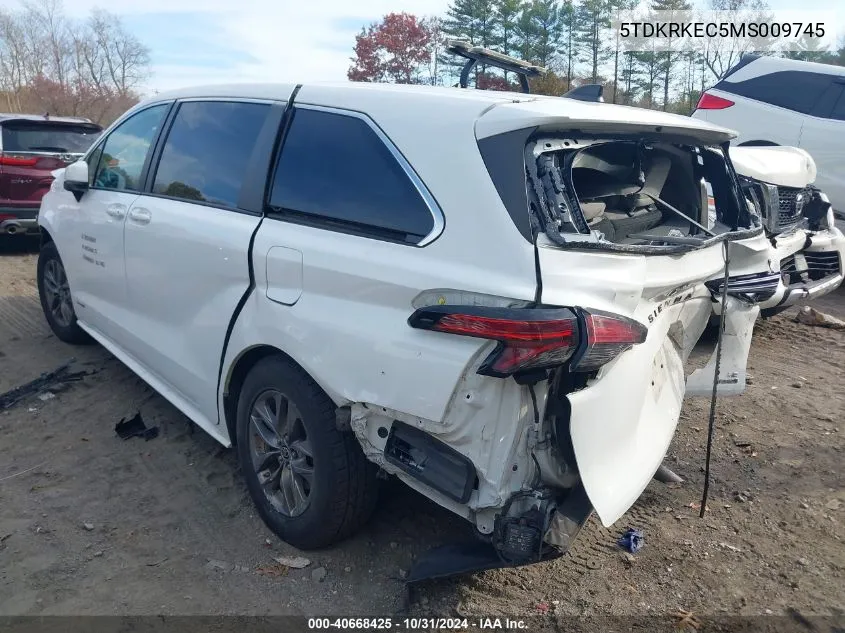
[0,358,85,410]
[617,528,644,554]
[795,306,845,330]
[273,555,311,569]
[115,412,159,441]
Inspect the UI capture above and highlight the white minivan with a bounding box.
[692,54,845,215]
[38,82,776,576]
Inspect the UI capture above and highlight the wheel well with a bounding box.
[222,345,299,446]
[40,227,54,246]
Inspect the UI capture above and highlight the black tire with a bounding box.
[236,355,379,549]
[37,241,92,345]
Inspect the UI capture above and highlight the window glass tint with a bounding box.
[269,108,434,241]
[94,104,168,192]
[715,71,833,114]
[830,88,845,121]
[152,101,270,208]
[93,104,169,191]
[87,142,104,184]
[1,122,101,154]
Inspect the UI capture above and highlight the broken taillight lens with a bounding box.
[408,306,579,377]
[695,93,735,110]
[408,305,647,377]
[572,310,648,372]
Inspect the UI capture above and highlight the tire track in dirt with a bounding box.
[0,296,50,340]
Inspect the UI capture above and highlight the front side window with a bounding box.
[152,101,270,208]
[268,108,436,243]
[93,104,169,192]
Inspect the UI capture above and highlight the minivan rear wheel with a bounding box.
[236,355,379,549]
[37,242,92,344]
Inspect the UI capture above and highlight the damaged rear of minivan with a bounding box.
[431,98,771,572]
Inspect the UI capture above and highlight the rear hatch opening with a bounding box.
[525,134,761,252]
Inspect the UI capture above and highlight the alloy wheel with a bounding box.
[42,258,74,328]
[248,389,315,517]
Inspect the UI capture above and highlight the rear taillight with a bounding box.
[573,311,648,371]
[696,93,734,110]
[408,305,647,378]
[0,154,39,167]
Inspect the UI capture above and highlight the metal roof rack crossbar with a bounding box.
[445,39,547,94]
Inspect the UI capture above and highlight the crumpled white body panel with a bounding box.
[730,145,817,188]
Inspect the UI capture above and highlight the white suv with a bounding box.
[692,54,845,215]
[38,83,773,573]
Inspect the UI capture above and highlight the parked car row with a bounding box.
[18,54,844,579]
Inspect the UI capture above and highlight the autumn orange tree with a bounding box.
[348,13,434,84]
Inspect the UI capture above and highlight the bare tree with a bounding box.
[701,0,774,80]
[0,0,150,123]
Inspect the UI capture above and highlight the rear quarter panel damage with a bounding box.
[537,238,749,526]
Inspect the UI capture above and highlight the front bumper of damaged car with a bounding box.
[762,225,845,312]
[729,150,844,312]
[709,224,845,315]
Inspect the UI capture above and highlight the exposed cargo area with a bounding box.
[526,135,756,248]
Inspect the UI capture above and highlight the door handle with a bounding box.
[105,204,126,219]
[128,207,151,225]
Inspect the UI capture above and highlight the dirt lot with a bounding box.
[1,236,843,619]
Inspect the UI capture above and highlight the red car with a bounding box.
[0,114,102,236]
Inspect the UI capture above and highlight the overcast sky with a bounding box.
[56,0,844,95]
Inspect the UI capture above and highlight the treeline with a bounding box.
[349,0,845,113]
[0,0,151,124]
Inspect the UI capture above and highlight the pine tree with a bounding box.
[650,0,691,110]
[574,0,612,84]
[634,42,661,108]
[784,35,836,64]
[607,0,638,103]
[560,0,576,90]
[442,0,498,85]
[619,50,639,104]
[494,0,523,80]
[517,0,563,68]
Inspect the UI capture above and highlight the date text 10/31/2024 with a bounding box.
[307,618,529,630]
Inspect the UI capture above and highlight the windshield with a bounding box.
[1,122,102,154]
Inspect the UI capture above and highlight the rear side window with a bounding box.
[830,89,845,121]
[1,122,101,154]
[268,108,435,243]
[715,71,833,114]
[152,101,270,208]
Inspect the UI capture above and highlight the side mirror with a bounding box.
[63,160,90,202]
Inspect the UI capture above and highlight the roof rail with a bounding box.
[445,39,547,94]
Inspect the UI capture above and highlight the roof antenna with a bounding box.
[700,240,730,518]
[44,112,50,120]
